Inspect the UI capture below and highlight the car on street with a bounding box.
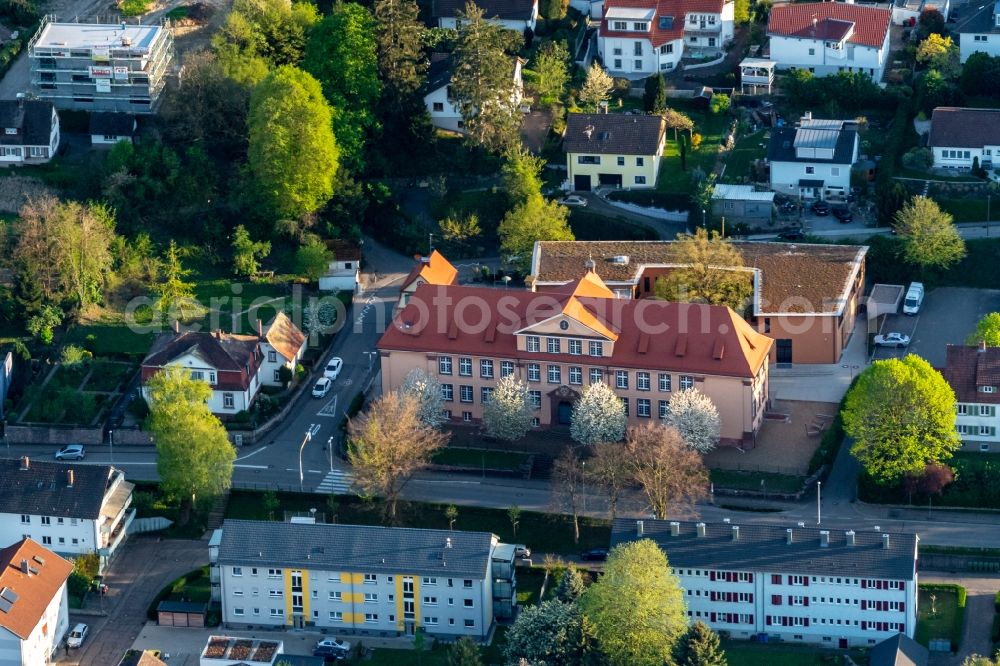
[324,358,343,380]
[55,444,85,461]
[514,545,531,559]
[874,332,911,348]
[312,377,333,398]
[810,200,831,215]
[313,646,346,662]
[777,228,805,241]
[832,205,853,223]
[580,548,608,561]
[558,195,588,207]
[67,623,89,648]
[316,638,351,653]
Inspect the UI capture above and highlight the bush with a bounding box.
[902,147,933,171]
[119,0,150,16]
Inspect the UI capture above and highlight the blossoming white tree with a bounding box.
[664,388,721,453]
[399,368,446,429]
[483,374,533,442]
[570,381,627,446]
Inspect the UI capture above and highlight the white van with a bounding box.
[902,282,924,315]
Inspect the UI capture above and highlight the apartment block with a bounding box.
[28,17,174,113]
[210,520,516,641]
[612,519,919,648]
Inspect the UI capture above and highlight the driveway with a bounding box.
[58,537,208,665]
[921,572,1000,666]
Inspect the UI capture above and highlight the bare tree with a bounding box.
[626,423,709,520]
[348,392,450,522]
[552,448,585,544]
[587,443,632,521]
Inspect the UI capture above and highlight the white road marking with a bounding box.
[317,395,339,418]
[309,424,322,437]
[234,464,269,470]
[235,447,268,461]
[316,469,355,494]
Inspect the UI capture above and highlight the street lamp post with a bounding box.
[328,436,334,472]
[109,429,114,465]
[817,480,822,525]
[299,427,314,492]
[581,460,587,516]
[364,351,377,373]
[702,208,706,229]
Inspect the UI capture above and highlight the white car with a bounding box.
[67,623,89,648]
[874,332,911,348]
[55,444,85,461]
[312,377,333,398]
[558,195,588,207]
[316,637,351,653]
[324,358,343,380]
[514,545,531,559]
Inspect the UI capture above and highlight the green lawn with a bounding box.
[431,448,531,471]
[84,361,135,392]
[719,130,768,185]
[516,567,547,606]
[709,469,805,494]
[63,323,158,358]
[915,584,965,650]
[723,642,851,665]
[225,491,611,556]
[657,105,731,194]
[898,168,983,183]
[365,626,507,665]
[938,198,992,223]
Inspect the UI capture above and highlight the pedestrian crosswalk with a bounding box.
[316,469,355,495]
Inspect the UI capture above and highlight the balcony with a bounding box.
[685,22,721,35]
[100,508,135,554]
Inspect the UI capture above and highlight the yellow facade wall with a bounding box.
[566,153,662,190]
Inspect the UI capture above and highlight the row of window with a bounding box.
[957,424,997,437]
[802,165,841,176]
[231,568,474,589]
[957,403,997,417]
[440,358,694,393]
[20,515,80,526]
[231,607,480,628]
[941,149,972,160]
[29,535,82,547]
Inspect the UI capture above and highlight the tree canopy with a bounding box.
[654,228,753,311]
[504,599,600,665]
[571,381,627,445]
[665,388,721,453]
[533,41,570,106]
[482,374,533,442]
[968,313,1000,347]
[400,368,447,428]
[916,33,959,76]
[674,621,728,666]
[231,224,271,277]
[579,63,614,110]
[844,355,961,484]
[214,0,319,83]
[626,423,709,519]
[498,194,574,271]
[893,195,966,271]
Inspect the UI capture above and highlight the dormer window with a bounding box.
[659,16,673,29]
[689,15,697,24]
[4,128,16,135]
[981,386,997,393]
[613,20,627,30]
[633,21,648,30]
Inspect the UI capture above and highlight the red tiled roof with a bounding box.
[401,250,459,293]
[944,344,1000,404]
[599,0,724,48]
[767,3,891,49]
[378,282,773,378]
[0,539,72,640]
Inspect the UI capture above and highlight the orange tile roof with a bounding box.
[402,250,459,292]
[0,539,72,640]
[768,3,891,49]
[600,0,726,48]
[263,312,306,362]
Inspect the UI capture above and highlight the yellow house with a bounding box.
[564,112,666,191]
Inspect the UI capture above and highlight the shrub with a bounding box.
[902,147,933,171]
[119,0,150,16]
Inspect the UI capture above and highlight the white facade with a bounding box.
[0,106,59,165]
[437,4,537,32]
[0,583,68,666]
[141,351,259,415]
[259,342,304,388]
[956,402,1000,450]
[600,34,683,75]
[424,59,523,134]
[90,133,130,145]
[768,34,889,80]
[769,159,854,196]
[769,119,859,199]
[960,4,1000,62]
[319,257,360,293]
[932,143,1000,169]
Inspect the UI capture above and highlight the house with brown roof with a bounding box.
[943,343,1000,452]
[399,250,459,309]
[597,0,735,78]
[378,271,772,446]
[929,107,1000,170]
[530,240,867,365]
[0,538,73,666]
[431,0,538,31]
[767,3,892,81]
[259,312,307,387]
[564,113,667,191]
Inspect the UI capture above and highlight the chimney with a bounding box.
[670,521,680,536]
[980,339,988,353]
[696,522,706,538]
[20,559,28,574]
[732,525,740,542]
[67,469,74,487]
[803,110,812,121]
[445,537,453,549]
[846,530,856,546]
[786,528,794,545]
[820,530,829,548]
[636,520,644,537]
[882,533,890,550]
[214,329,222,340]
[19,456,29,470]
[257,319,263,338]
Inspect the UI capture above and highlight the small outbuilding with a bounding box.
[711,183,774,225]
[869,633,928,666]
[156,599,209,627]
[89,112,137,146]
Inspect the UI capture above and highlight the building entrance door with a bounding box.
[557,401,572,425]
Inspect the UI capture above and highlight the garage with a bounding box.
[599,173,623,188]
[157,600,208,627]
[573,175,592,191]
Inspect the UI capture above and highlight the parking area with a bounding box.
[872,287,1000,366]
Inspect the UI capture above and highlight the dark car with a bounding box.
[777,229,805,241]
[313,647,346,662]
[832,205,853,223]
[810,200,831,215]
[581,548,609,561]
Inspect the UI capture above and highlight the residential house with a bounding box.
[209,520,516,641]
[258,313,307,388]
[89,112,137,146]
[0,99,59,165]
[892,0,950,26]
[431,0,538,32]
[612,519,919,648]
[959,1,1000,62]
[768,115,860,201]
[0,539,73,666]
[0,458,134,571]
[597,0,734,77]
[767,3,892,81]
[422,54,524,134]
[928,107,1000,169]
[943,342,1000,451]
[319,240,361,293]
[869,633,928,666]
[529,240,868,365]
[199,636,284,666]
[711,184,775,225]
[28,18,174,113]
[564,112,666,191]
[399,250,458,309]
[378,270,772,446]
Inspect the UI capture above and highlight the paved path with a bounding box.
[57,537,208,665]
[922,572,1000,665]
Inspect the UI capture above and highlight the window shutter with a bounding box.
[861,580,867,589]
[710,591,717,601]
[861,621,867,630]
[711,612,717,622]
[750,615,754,625]
[772,574,781,584]
[787,595,793,605]
[766,615,772,626]
[772,595,781,605]
[749,573,754,583]
[804,618,810,627]
[749,593,754,603]
[782,616,789,627]
[900,602,905,612]
[710,571,716,581]
[803,576,809,587]
[860,600,866,610]
[804,597,809,607]
[787,575,793,584]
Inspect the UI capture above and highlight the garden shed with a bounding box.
[157,600,209,627]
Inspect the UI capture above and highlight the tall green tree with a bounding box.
[303,3,381,172]
[373,0,430,146]
[654,229,753,311]
[644,73,667,114]
[579,63,614,110]
[448,637,484,666]
[214,0,320,83]
[154,240,197,318]
[844,355,961,484]
[555,566,586,602]
[580,540,688,666]
[533,40,570,105]
[734,0,749,23]
[504,599,602,665]
[674,621,728,666]
[248,66,340,223]
[502,150,545,206]
[295,238,333,281]
[451,1,524,152]
[968,313,1000,347]
[498,195,574,271]
[146,368,236,523]
[893,195,966,271]
[231,225,271,277]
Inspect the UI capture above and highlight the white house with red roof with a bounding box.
[767,3,892,81]
[598,0,734,77]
